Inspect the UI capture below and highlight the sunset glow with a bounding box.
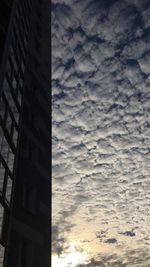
[52,242,87,267]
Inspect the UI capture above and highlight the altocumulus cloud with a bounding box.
[52,0,150,265]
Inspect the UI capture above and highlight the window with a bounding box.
[0,204,4,239]
[6,175,12,203]
[7,150,14,173]
[12,127,18,146]
[0,245,4,266]
[0,97,5,122]
[6,112,12,134]
[0,136,9,163]
[0,163,5,192]
[1,208,9,246]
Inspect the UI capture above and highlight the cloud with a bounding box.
[120,230,136,237]
[104,238,117,244]
[52,0,150,265]
[52,225,66,255]
[76,248,150,266]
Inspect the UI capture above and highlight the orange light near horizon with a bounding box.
[52,242,88,267]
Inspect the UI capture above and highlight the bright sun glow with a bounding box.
[52,242,87,267]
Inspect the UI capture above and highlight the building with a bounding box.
[0,0,50,266]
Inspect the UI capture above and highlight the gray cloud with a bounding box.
[120,230,136,237]
[52,0,150,265]
[104,238,117,244]
[76,248,150,267]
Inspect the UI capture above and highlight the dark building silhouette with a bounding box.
[0,0,50,266]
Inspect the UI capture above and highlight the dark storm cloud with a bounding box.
[52,0,150,265]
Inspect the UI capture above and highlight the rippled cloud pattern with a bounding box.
[52,0,150,266]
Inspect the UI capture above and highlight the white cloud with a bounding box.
[138,52,150,74]
[52,0,150,265]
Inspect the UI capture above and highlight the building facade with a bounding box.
[0,0,50,266]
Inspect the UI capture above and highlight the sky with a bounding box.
[52,0,150,266]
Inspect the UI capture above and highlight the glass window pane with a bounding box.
[0,245,4,266]
[7,152,14,173]
[0,98,6,122]
[0,205,4,238]
[0,136,9,163]
[0,163,5,192]
[6,176,12,203]
[6,112,12,134]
